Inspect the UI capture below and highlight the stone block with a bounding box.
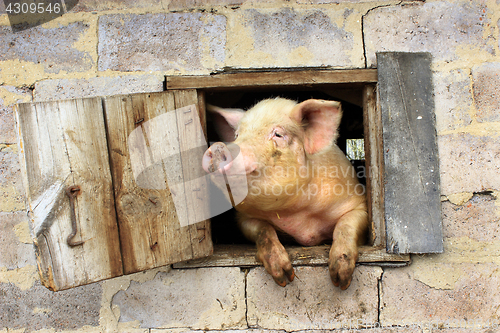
[472,62,500,123]
[436,328,500,333]
[0,280,102,331]
[112,267,246,329]
[151,328,286,333]
[34,75,164,102]
[438,133,500,194]
[0,86,32,144]
[0,145,21,185]
[0,22,94,74]
[297,0,393,3]
[0,111,15,145]
[442,193,499,242]
[0,212,35,269]
[3,0,165,13]
[247,266,382,331]
[125,328,424,333]
[0,145,25,212]
[364,2,493,67]
[433,70,473,132]
[228,8,363,68]
[380,263,500,329]
[98,13,226,72]
[72,0,163,12]
[168,0,244,11]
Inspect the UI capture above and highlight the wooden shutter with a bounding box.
[377,52,444,254]
[17,98,123,291]
[17,90,213,291]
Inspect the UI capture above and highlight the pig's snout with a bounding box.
[203,142,233,173]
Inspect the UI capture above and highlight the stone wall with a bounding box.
[1,0,499,332]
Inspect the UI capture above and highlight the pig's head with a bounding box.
[202,98,342,211]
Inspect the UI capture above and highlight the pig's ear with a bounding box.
[207,104,245,142]
[291,99,342,154]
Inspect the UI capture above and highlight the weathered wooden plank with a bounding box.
[16,98,123,291]
[104,92,188,273]
[363,84,385,247]
[166,69,378,90]
[197,90,207,138]
[173,245,411,269]
[171,89,212,259]
[377,52,443,254]
[104,91,212,274]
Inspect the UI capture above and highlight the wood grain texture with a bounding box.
[103,91,212,274]
[172,89,212,259]
[377,52,443,254]
[166,69,378,90]
[173,245,411,269]
[16,98,122,291]
[363,84,385,247]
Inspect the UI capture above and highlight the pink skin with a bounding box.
[202,142,233,174]
[202,98,368,289]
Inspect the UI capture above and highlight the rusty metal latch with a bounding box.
[65,185,84,247]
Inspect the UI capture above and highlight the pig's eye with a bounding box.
[270,127,287,143]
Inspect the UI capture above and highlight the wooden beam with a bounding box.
[363,84,385,248]
[166,69,378,90]
[173,244,411,269]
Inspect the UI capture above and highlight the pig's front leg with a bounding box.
[329,208,368,290]
[238,217,295,286]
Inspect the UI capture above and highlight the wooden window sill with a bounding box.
[173,244,411,269]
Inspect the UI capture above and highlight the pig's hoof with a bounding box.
[328,245,358,290]
[256,239,295,287]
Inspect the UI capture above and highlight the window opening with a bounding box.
[204,86,366,246]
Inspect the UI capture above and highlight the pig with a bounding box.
[202,98,368,290]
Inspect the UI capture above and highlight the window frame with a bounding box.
[166,68,411,269]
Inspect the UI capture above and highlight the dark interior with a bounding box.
[203,85,366,245]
